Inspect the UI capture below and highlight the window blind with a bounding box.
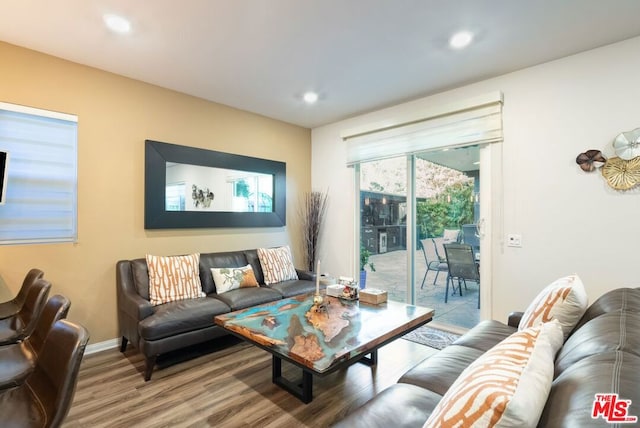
[345,93,503,165]
[0,102,78,245]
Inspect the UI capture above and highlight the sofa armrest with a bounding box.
[296,269,316,282]
[116,261,154,321]
[507,311,524,328]
[120,287,154,320]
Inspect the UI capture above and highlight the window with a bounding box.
[0,102,78,245]
[228,175,273,213]
[165,182,186,211]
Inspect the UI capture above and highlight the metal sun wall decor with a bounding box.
[576,127,640,190]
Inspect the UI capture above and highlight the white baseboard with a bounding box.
[85,338,119,355]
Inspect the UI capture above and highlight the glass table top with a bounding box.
[214,293,434,373]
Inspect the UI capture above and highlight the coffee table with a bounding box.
[214,293,434,403]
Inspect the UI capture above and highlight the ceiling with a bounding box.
[2,1,640,129]
[419,146,480,173]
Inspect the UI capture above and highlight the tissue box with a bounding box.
[325,283,359,300]
[326,284,345,297]
[359,288,388,305]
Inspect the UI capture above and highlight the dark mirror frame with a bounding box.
[145,140,286,229]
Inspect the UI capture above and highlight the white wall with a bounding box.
[312,36,640,321]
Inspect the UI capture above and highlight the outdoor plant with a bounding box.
[360,247,376,272]
[416,181,474,239]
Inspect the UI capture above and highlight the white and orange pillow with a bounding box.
[518,274,588,339]
[146,253,205,305]
[257,246,298,285]
[211,264,259,294]
[424,320,564,428]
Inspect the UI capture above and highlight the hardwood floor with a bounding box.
[63,336,437,428]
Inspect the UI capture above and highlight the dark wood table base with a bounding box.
[272,350,378,403]
[215,295,434,405]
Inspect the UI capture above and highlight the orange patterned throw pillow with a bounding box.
[423,320,564,428]
[518,274,588,339]
[257,246,298,285]
[146,253,205,306]
[210,264,259,294]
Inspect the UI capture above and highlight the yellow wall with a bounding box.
[0,42,311,343]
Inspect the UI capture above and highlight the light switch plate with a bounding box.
[507,234,522,247]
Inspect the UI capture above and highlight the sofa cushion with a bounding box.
[519,274,588,339]
[332,383,443,428]
[146,253,205,306]
[199,251,250,294]
[210,264,259,294]
[554,311,640,375]
[399,345,485,395]
[138,297,230,341]
[257,246,298,285]
[574,287,640,331]
[212,287,283,311]
[265,278,318,298]
[540,351,640,427]
[424,320,563,428]
[450,319,516,353]
[244,249,265,285]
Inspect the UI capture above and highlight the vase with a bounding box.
[359,270,367,289]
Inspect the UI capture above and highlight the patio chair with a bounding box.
[443,228,461,243]
[432,237,447,262]
[462,224,480,258]
[443,243,480,309]
[420,238,448,288]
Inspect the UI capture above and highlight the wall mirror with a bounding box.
[145,140,286,228]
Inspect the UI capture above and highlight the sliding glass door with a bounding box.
[357,147,481,329]
[358,156,408,302]
[414,147,480,329]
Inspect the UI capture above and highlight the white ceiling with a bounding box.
[2,1,640,128]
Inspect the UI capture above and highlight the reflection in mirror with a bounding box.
[165,163,273,212]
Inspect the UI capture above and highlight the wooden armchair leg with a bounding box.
[119,336,128,353]
[144,355,157,381]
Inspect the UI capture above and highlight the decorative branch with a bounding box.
[300,190,329,272]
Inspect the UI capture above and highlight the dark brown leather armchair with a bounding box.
[0,295,71,390]
[0,268,44,319]
[0,278,51,345]
[0,319,89,427]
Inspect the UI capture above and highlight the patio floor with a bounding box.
[364,249,480,330]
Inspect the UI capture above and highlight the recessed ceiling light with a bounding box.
[449,31,473,49]
[303,91,319,104]
[103,14,131,34]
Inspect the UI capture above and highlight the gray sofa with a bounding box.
[116,249,317,380]
[334,287,640,427]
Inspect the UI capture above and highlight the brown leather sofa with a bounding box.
[334,287,640,427]
[117,249,317,380]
